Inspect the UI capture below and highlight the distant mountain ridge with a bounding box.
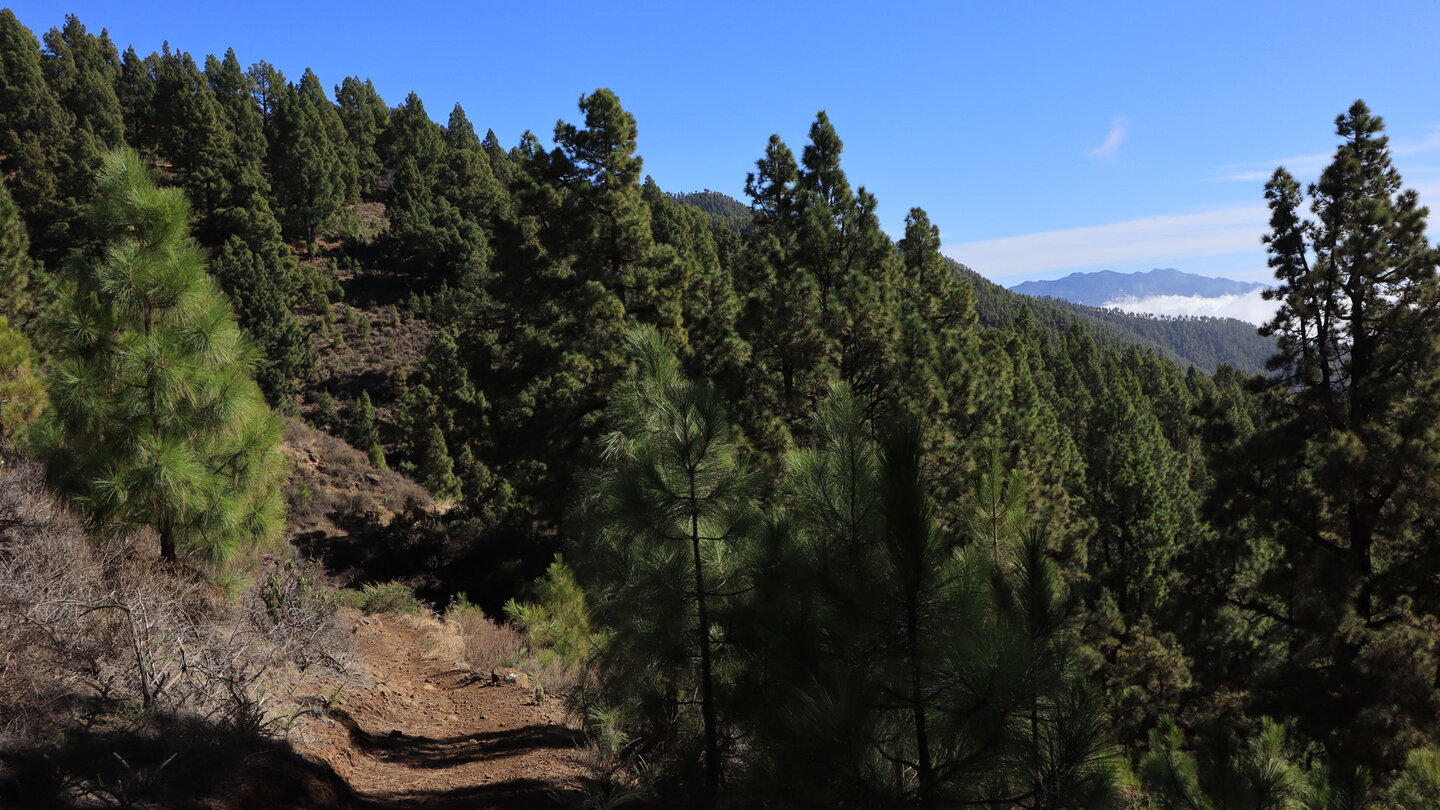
[1010,268,1266,307]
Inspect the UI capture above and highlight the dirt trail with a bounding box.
[288,612,588,809]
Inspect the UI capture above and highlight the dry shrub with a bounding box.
[0,452,350,759]
[245,555,351,672]
[448,599,527,668]
[445,599,580,698]
[0,454,113,742]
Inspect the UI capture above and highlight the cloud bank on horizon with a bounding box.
[1104,289,1277,326]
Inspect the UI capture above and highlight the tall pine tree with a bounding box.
[0,9,72,256]
[270,79,344,248]
[579,327,757,805]
[1209,101,1440,772]
[32,150,287,564]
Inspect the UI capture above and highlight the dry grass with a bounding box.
[444,601,581,699]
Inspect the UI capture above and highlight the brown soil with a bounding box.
[289,610,588,809]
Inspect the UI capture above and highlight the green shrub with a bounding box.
[504,555,593,663]
[343,580,423,615]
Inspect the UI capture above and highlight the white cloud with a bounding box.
[1089,117,1128,158]
[1103,289,1278,326]
[946,205,1270,278]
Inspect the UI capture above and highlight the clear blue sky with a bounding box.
[10,0,1440,286]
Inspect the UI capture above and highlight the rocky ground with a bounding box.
[289,609,589,809]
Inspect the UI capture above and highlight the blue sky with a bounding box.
[11,0,1440,288]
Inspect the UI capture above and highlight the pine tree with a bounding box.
[462,215,629,522]
[270,80,344,248]
[737,113,921,453]
[0,315,43,442]
[1391,748,1440,809]
[1086,355,1193,617]
[153,48,235,227]
[246,60,285,132]
[580,327,757,805]
[417,423,461,501]
[1210,101,1440,771]
[350,390,385,469]
[209,234,316,399]
[40,15,123,247]
[736,133,826,443]
[31,150,287,564]
[1141,719,1306,809]
[380,92,490,288]
[298,68,358,203]
[40,15,123,149]
[520,89,681,336]
[207,49,265,168]
[334,76,387,195]
[0,178,40,326]
[204,48,269,230]
[741,388,1117,807]
[116,46,157,152]
[641,179,748,385]
[382,91,443,186]
[0,9,73,255]
[442,103,504,222]
[482,127,516,189]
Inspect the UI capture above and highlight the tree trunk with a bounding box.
[692,508,720,805]
[908,593,934,810]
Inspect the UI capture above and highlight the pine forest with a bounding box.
[3,8,1440,808]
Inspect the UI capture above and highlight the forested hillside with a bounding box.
[4,8,1440,808]
[675,191,1277,372]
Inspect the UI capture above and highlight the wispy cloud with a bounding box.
[1218,151,1331,183]
[1089,116,1129,159]
[945,205,1269,279]
[1218,123,1440,183]
[1391,125,1440,156]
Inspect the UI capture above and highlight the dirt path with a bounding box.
[288,612,588,809]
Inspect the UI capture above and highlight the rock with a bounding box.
[490,667,531,688]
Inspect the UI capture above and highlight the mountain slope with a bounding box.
[670,190,754,234]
